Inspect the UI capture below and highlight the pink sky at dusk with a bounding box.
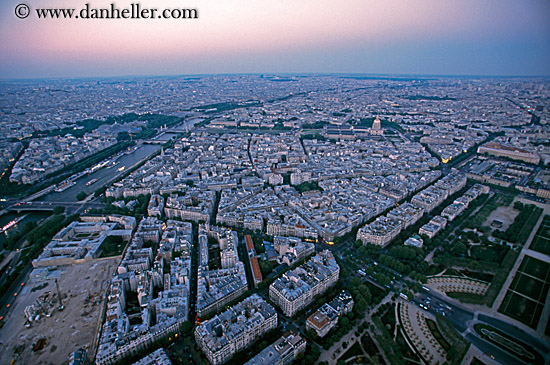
[0,0,549,78]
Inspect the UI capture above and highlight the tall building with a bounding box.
[306,290,354,338]
[356,216,402,246]
[269,250,339,317]
[195,294,277,365]
[245,331,306,365]
[478,142,540,164]
[196,225,248,317]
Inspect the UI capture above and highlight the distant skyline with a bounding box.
[1,0,549,79]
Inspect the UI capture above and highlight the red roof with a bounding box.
[250,256,262,282]
[307,312,330,330]
[245,235,254,250]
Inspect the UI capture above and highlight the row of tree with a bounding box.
[493,202,542,244]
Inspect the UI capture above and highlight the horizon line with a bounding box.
[1,72,550,83]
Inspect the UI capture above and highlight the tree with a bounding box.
[350,277,362,287]
[53,206,65,215]
[76,191,88,201]
[359,285,372,304]
[254,241,266,254]
[94,187,106,198]
[306,329,318,340]
[470,260,482,272]
[117,131,131,141]
[259,259,274,276]
[356,299,368,312]
[450,242,467,256]
[340,317,350,327]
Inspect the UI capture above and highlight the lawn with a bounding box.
[459,269,494,282]
[510,273,549,303]
[338,341,365,363]
[499,255,550,328]
[529,215,550,255]
[98,235,126,257]
[360,333,379,357]
[518,256,550,282]
[499,291,543,329]
[530,236,550,256]
[471,245,508,263]
[425,318,450,351]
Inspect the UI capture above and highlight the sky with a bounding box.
[0,0,549,79]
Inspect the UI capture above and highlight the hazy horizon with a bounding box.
[1,0,549,79]
[3,72,550,83]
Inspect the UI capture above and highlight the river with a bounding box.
[1,118,198,244]
[1,143,160,245]
[37,143,161,203]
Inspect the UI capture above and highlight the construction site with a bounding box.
[0,258,119,364]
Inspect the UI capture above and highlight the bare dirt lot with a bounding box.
[484,204,519,231]
[0,258,118,364]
